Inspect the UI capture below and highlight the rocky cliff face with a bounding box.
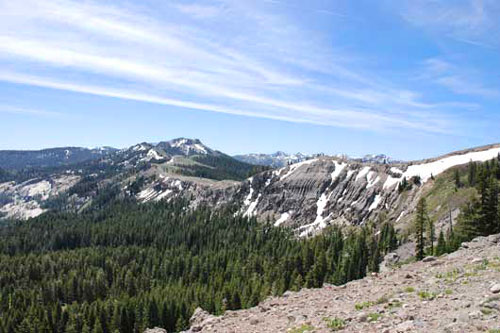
[124,143,500,237]
[236,157,401,236]
[178,234,500,332]
[2,140,500,236]
[231,144,500,236]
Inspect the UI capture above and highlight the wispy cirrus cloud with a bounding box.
[436,76,499,98]
[395,0,500,48]
[175,3,223,18]
[421,58,499,98]
[0,0,475,134]
[0,104,68,118]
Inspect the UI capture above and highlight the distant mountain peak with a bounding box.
[359,154,398,164]
[234,151,316,168]
[157,138,213,156]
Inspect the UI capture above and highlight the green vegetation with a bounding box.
[367,313,382,322]
[404,286,415,293]
[289,324,316,333]
[414,198,428,260]
[413,156,500,260]
[355,301,374,310]
[481,308,493,315]
[354,296,388,311]
[398,176,421,193]
[178,154,270,180]
[375,295,389,305]
[435,268,461,283]
[0,199,391,333]
[387,300,402,309]
[418,291,437,301]
[323,317,346,331]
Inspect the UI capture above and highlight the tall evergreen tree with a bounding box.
[435,230,447,256]
[427,216,435,255]
[454,169,461,189]
[415,198,427,260]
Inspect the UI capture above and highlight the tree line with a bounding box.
[0,198,397,333]
[414,156,500,259]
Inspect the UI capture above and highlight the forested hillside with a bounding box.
[0,199,397,333]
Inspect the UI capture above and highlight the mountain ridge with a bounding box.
[1,139,500,236]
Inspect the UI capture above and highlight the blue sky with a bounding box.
[0,0,499,160]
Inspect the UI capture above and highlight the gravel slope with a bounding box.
[182,234,500,333]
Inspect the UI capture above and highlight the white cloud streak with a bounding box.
[421,58,499,98]
[0,105,67,118]
[397,0,500,48]
[0,0,471,134]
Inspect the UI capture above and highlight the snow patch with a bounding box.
[274,212,290,227]
[298,192,331,237]
[383,176,401,190]
[147,149,164,161]
[356,166,371,181]
[390,167,403,175]
[396,210,406,222]
[367,175,380,189]
[171,139,208,155]
[132,144,148,152]
[243,178,254,206]
[244,193,261,217]
[155,189,172,201]
[403,147,500,182]
[137,188,157,202]
[331,161,346,182]
[368,194,382,211]
[384,147,500,190]
[265,177,272,187]
[139,149,165,163]
[315,193,329,224]
[242,178,261,217]
[174,180,183,191]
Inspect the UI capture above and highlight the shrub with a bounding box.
[324,317,346,331]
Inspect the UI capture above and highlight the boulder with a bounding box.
[490,284,500,294]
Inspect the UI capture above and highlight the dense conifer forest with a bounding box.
[0,198,396,332]
[3,156,498,332]
[414,157,500,258]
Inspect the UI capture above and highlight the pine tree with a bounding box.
[427,217,435,255]
[456,199,481,239]
[92,318,104,333]
[415,198,427,260]
[82,322,91,333]
[483,176,499,234]
[398,177,409,193]
[468,161,477,186]
[454,169,461,189]
[368,242,381,273]
[435,230,447,256]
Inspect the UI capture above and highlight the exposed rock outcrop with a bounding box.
[180,234,500,332]
[3,141,500,237]
[144,328,167,333]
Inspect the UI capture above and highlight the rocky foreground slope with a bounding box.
[176,234,500,333]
